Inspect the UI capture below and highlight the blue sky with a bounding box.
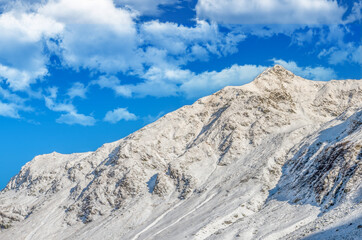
[0,0,361,189]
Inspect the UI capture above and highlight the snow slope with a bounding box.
[0,65,361,240]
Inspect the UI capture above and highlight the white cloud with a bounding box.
[319,44,362,65]
[180,64,266,98]
[114,0,179,16]
[141,20,218,55]
[179,60,338,98]
[96,65,262,99]
[44,98,74,112]
[44,87,75,112]
[0,11,63,90]
[0,86,26,104]
[0,0,247,96]
[39,0,135,25]
[272,59,336,80]
[291,28,315,46]
[119,67,193,98]
[67,82,87,99]
[92,76,132,97]
[140,20,245,63]
[312,24,361,65]
[129,79,180,98]
[98,60,339,99]
[344,1,362,24]
[0,0,49,12]
[56,112,96,126]
[93,75,121,89]
[0,10,62,41]
[38,0,139,73]
[228,24,303,39]
[196,0,345,24]
[44,86,96,125]
[327,49,350,65]
[0,101,21,118]
[0,64,47,91]
[142,67,191,84]
[351,46,362,64]
[104,107,137,123]
[0,0,141,93]
[0,85,32,118]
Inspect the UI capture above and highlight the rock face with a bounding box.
[0,65,361,240]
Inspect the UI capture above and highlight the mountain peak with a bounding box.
[262,64,294,78]
[271,64,287,71]
[252,64,296,87]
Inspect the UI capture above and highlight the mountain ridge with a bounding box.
[0,65,361,240]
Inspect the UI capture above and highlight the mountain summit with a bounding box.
[0,67,361,240]
[257,64,295,79]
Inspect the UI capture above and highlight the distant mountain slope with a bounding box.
[1,65,361,240]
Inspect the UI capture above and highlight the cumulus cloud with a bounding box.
[196,0,345,24]
[38,0,139,73]
[56,112,96,126]
[0,10,63,90]
[1,0,245,94]
[104,107,137,123]
[0,0,141,94]
[194,0,361,57]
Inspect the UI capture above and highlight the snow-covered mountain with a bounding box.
[0,65,361,240]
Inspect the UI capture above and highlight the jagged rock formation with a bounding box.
[0,65,361,240]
